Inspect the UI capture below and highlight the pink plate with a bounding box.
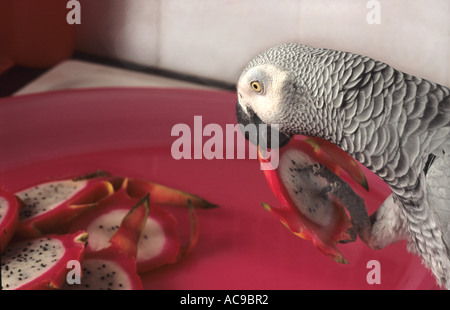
[0,87,439,290]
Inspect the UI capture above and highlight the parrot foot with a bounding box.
[304,163,372,245]
[365,194,409,249]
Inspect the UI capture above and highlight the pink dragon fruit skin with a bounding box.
[0,188,19,252]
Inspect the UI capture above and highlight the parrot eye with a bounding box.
[250,81,262,93]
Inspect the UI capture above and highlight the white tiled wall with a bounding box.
[76,0,449,87]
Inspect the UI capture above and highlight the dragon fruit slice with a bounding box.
[1,231,88,290]
[259,136,371,263]
[124,177,218,209]
[71,247,143,290]
[66,194,150,290]
[14,171,114,239]
[0,188,19,252]
[69,178,189,274]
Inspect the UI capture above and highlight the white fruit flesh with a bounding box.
[279,149,336,227]
[1,237,65,290]
[86,209,166,262]
[70,258,133,290]
[16,180,87,220]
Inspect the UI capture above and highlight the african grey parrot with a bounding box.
[236,43,450,289]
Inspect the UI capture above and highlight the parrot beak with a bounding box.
[236,101,292,150]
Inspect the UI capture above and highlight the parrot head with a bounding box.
[236,43,341,145]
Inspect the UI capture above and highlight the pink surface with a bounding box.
[0,87,439,289]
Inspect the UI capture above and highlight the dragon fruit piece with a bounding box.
[71,247,144,290]
[14,171,114,239]
[0,188,19,252]
[1,231,88,290]
[66,194,149,290]
[69,178,185,274]
[259,136,371,263]
[124,177,218,209]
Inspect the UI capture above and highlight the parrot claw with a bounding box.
[300,163,372,244]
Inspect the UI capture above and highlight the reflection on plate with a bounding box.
[0,88,439,289]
